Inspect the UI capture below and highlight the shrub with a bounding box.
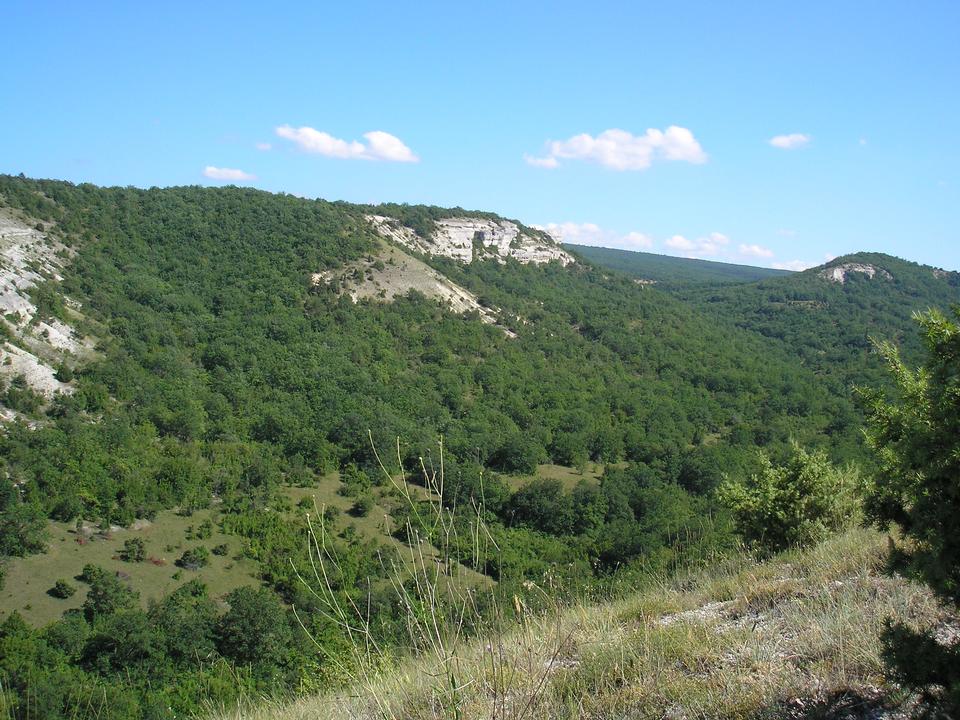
[177,546,210,570]
[79,563,105,584]
[50,579,76,599]
[717,443,860,552]
[350,495,374,517]
[338,463,371,497]
[54,363,74,382]
[119,537,146,562]
[862,308,960,713]
[194,519,213,540]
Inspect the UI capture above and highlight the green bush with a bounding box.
[50,579,76,599]
[717,443,860,552]
[349,495,374,517]
[862,308,960,713]
[119,537,145,562]
[177,546,210,570]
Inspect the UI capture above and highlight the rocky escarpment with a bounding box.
[367,215,574,266]
[819,262,893,284]
[0,208,93,408]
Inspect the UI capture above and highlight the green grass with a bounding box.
[0,507,259,625]
[0,465,497,628]
[501,462,611,491]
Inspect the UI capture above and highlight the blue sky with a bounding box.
[3,1,958,270]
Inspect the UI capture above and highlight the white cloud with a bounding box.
[769,133,811,149]
[772,259,816,271]
[255,142,272,151]
[664,232,730,258]
[738,243,775,259]
[535,222,653,250]
[541,225,799,269]
[523,154,559,169]
[203,166,256,181]
[275,125,419,162]
[622,231,654,249]
[664,234,695,252]
[526,126,707,171]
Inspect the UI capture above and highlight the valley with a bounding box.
[0,176,957,719]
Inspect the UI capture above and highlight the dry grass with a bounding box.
[215,527,952,720]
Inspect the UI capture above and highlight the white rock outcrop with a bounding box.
[0,209,90,401]
[0,212,66,319]
[313,242,518,337]
[367,215,574,266]
[819,263,892,284]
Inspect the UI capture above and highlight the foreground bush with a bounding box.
[717,443,860,552]
[862,308,960,714]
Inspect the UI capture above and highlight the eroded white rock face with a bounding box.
[0,209,90,401]
[0,212,66,319]
[313,242,518,337]
[366,215,574,266]
[0,344,71,396]
[819,263,892,284]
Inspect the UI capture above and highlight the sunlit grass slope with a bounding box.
[218,527,950,720]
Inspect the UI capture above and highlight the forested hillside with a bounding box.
[572,241,960,396]
[564,243,793,285]
[681,253,960,391]
[0,176,944,718]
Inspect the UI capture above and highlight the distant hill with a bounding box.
[565,243,793,285]
[681,251,960,391]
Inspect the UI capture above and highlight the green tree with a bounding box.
[82,568,138,621]
[861,307,960,712]
[148,579,218,665]
[506,478,574,536]
[216,586,292,667]
[0,477,48,556]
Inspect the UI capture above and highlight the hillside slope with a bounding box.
[219,528,946,720]
[564,243,792,285]
[681,252,960,390]
[0,176,920,719]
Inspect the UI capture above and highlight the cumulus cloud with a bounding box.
[772,259,816,271]
[275,125,419,162]
[255,142,272,151]
[664,232,730,258]
[769,133,811,149]
[539,225,796,269]
[523,154,560,169]
[738,243,775,259]
[535,222,654,250]
[526,126,707,171]
[622,231,654,249]
[203,166,256,181]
